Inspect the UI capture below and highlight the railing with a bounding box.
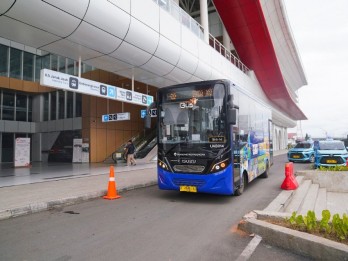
[152,0,249,74]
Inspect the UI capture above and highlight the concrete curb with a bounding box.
[238,211,348,261]
[0,181,157,221]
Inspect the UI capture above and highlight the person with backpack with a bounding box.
[125,139,136,166]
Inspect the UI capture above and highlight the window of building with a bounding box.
[58,90,65,119]
[43,93,49,121]
[28,96,32,122]
[10,48,22,79]
[67,91,74,118]
[50,54,58,71]
[35,55,42,82]
[42,54,50,70]
[67,58,74,75]
[0,44,9,77]
[2,91,15,120]
[23,52,34,81]
[50,91,57,120]
[1,133,14,162]
[76,93,82,117]
[16,93,27,121]
[58,56,66,73]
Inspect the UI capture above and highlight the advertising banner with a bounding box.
[14,138,30,167]
[40,69,153,107]
[82,143,89,163]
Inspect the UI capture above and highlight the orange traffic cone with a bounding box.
[281,162,298,190]
[103,166,121,200]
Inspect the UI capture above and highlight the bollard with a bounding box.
[281,162,298,190]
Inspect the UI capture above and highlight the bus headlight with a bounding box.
[158,159,169,170]
[210,159,229,172]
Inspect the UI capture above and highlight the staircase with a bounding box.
[264,175,348,220]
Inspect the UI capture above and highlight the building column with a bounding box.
[222,25,230,50]
[200,0,209,43]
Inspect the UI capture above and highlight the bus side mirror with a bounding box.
[227,108,236,125]
[227,94,237,125]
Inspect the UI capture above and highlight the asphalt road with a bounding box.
[0,154,313,261]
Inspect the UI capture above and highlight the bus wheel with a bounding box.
[235,173,247,196]
[260,161,269,178]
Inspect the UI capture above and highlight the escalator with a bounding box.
[111,129,157,163]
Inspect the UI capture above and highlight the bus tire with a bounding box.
[235,172,247,196]
[260,161,269,178]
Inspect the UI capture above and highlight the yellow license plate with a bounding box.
[327,159,337,164]
[293,155,300,158]
[180,186,197,193]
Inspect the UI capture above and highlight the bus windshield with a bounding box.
[158,83,227,144]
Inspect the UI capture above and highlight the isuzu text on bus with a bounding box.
[146,80,273,195]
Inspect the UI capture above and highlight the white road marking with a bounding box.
[235,234,262,261]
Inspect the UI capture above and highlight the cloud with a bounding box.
[284,0,348,139]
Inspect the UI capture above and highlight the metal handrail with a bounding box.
[152,0,249,74]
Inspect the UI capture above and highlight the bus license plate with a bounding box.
[327,159,337,164]
[180,186,197,193]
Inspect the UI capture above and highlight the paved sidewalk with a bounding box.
[0,163,157,220]
[0,149,288,220]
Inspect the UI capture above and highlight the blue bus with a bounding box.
[148,79,273,195]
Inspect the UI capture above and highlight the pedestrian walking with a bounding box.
[125,139,136,166]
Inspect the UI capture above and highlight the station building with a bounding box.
[0,0,307,164]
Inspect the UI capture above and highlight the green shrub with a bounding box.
[318,165,348,171]
[286,210,348,242]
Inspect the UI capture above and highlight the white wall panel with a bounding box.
[0,0,15,14]
[68,22,122,54]
[181,27,199,57]
[155,36,181,65]
[165,67,192,83]
[6,0,80,37]
[125,17,159,54]
[111,41,152,66]
[198,41,212,65]
[194,61,212,80]
[87,55,133,72]
[131,0,159,31]
[144,77,176,88]
[116,67,158,81]
[108,0,131,13]
[159,9,181,45]
[141,56,174,76]
[84,0,130,39]
[176,49,198,75]
[0,17,60,48]
[42,39,102,61]
[44,0,89,19]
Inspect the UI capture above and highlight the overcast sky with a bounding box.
[283,0,348,139]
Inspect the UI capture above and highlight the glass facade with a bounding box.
[0,44,8,77]
[0,42,95,163]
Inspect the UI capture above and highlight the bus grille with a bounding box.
[173,165,205,173]
[173,178,206,187]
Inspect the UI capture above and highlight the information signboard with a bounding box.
[102,112,130,122]
[40,69,153,106]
